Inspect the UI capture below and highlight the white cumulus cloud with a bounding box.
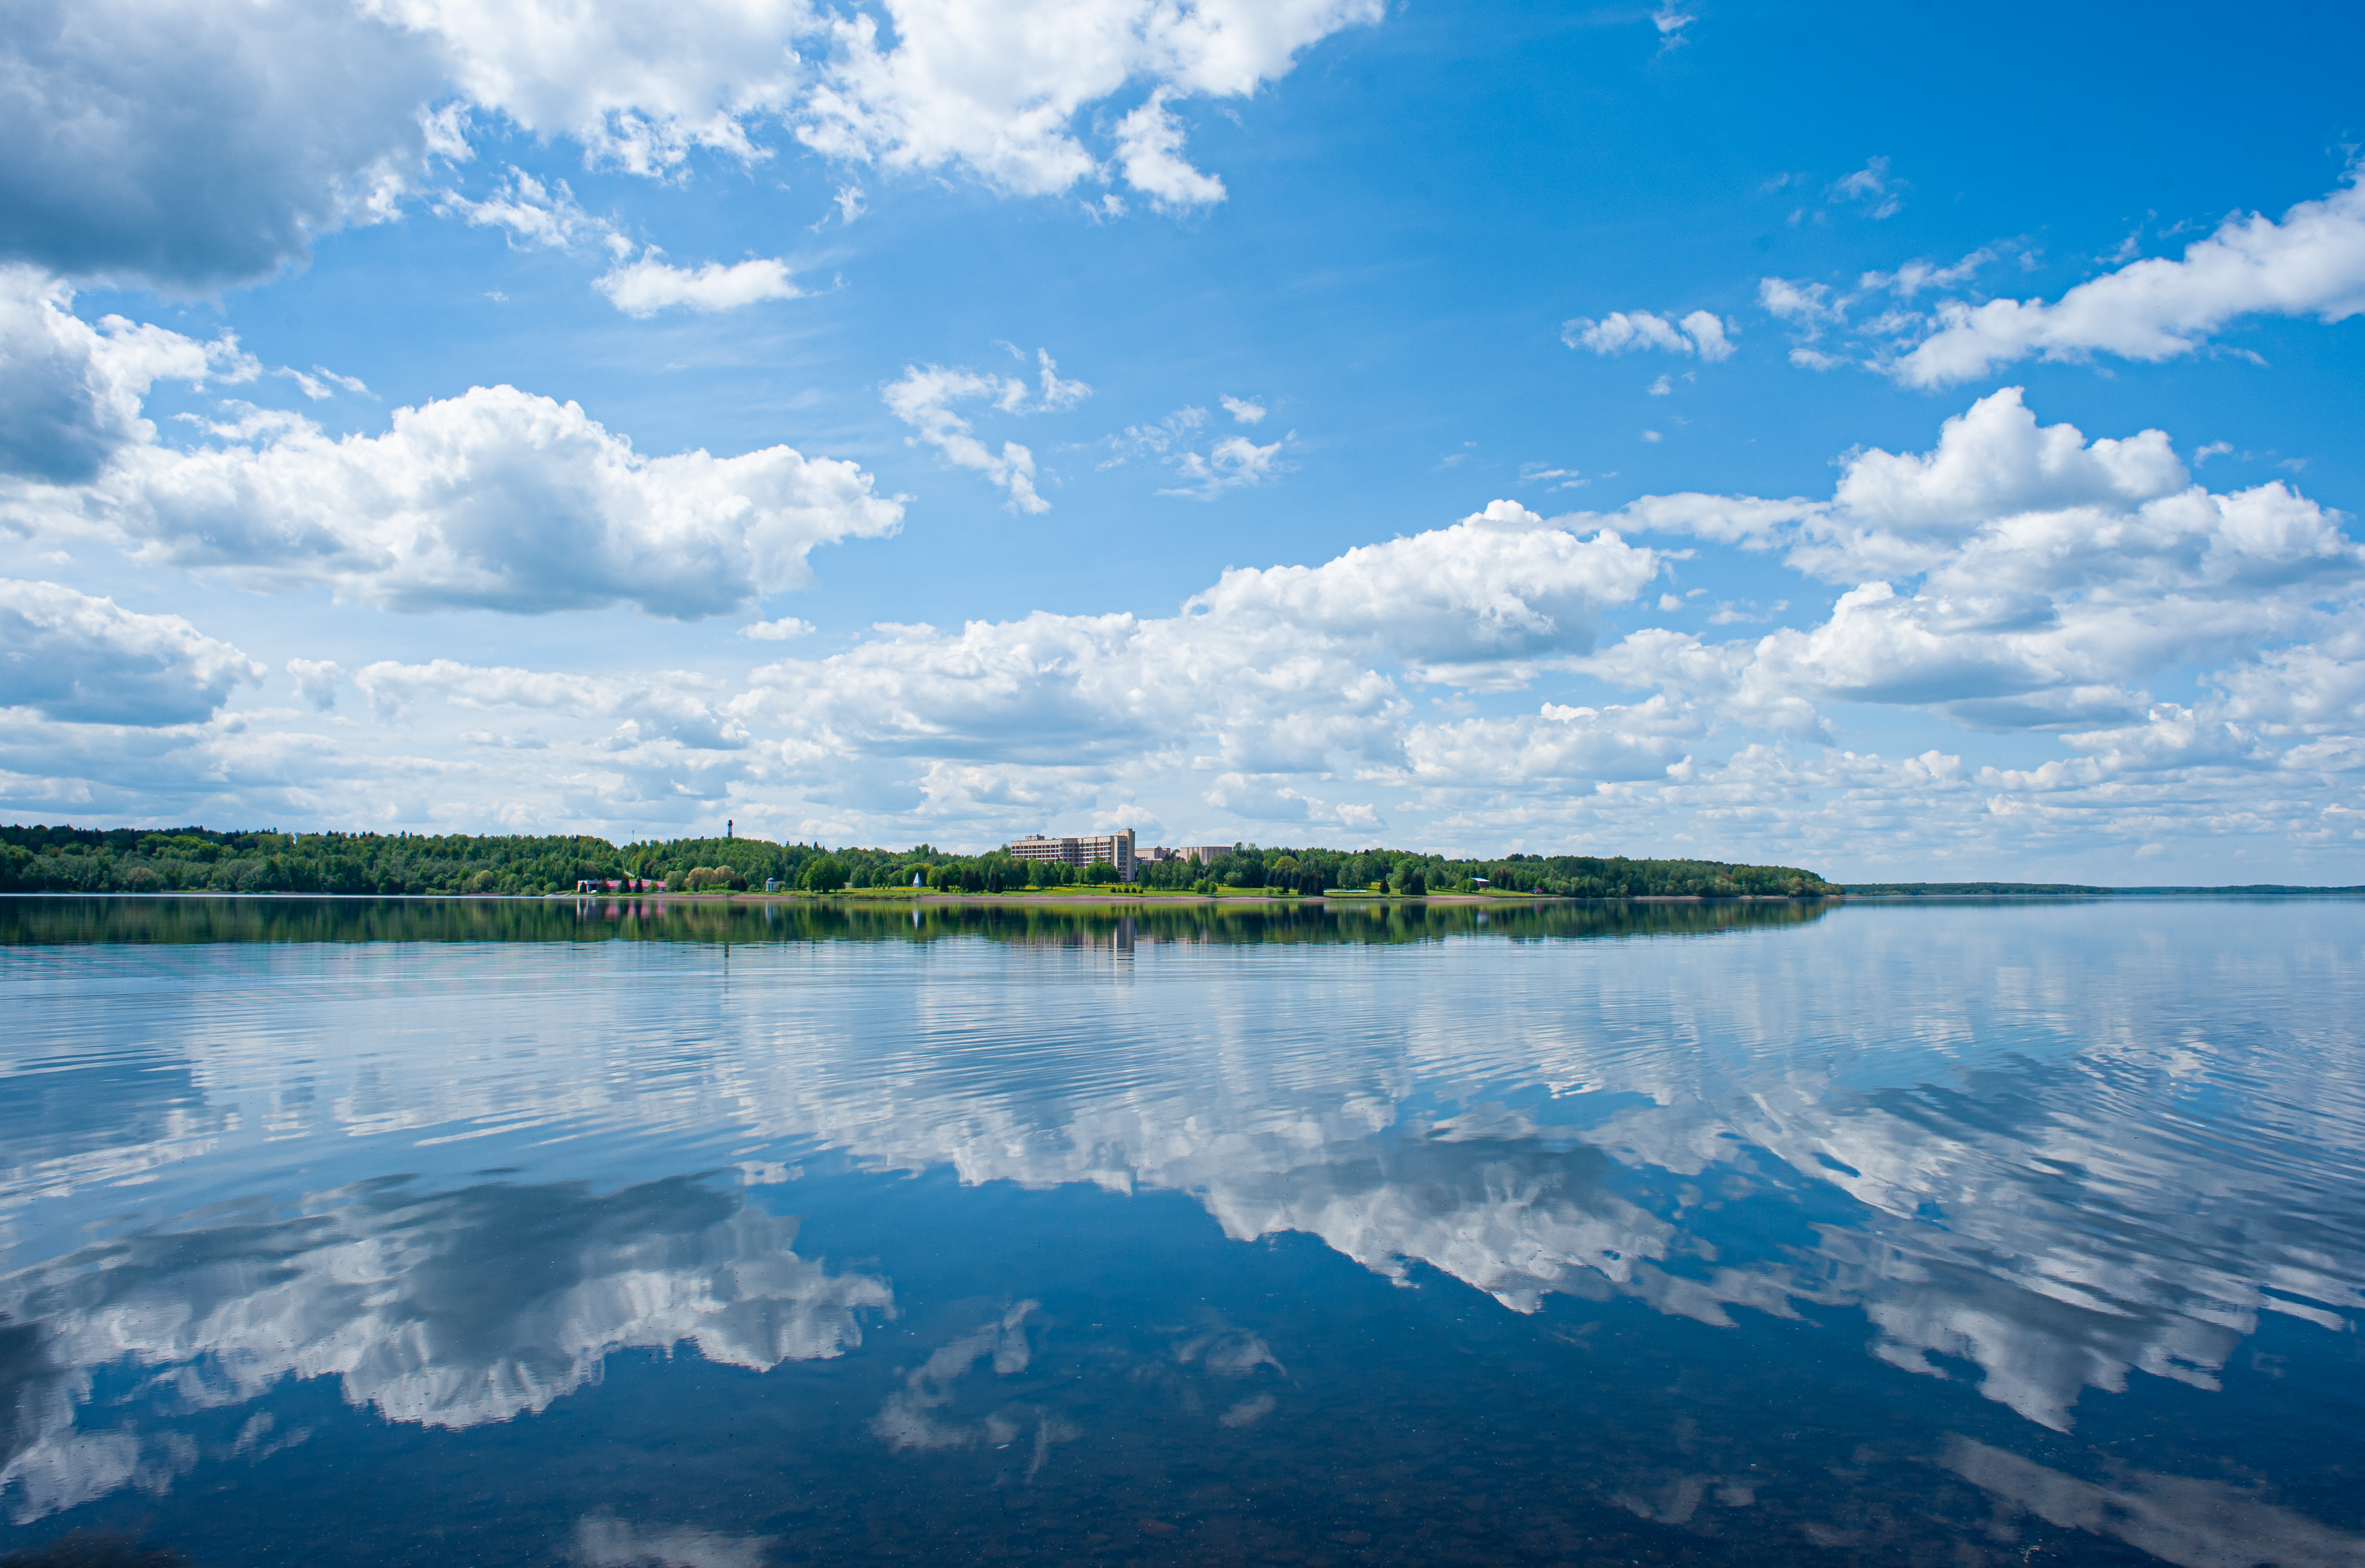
[594,253,802,315]
[14,383,904,618]
[372,0,813,175]
[4,0,1385,291]
[1799,177,2365,388]
[0,268,258,482]
[0,578,263,726]
[1591,387,2364,737]
[794,0,1382,205]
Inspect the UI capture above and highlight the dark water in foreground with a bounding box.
[0,896,2359,1568]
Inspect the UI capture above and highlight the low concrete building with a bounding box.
[1179,845,1233,865]
[1007,829,1136,882]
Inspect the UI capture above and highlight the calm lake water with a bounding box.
[1,895,2360,1568]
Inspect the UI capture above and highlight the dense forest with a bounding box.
[0,894,1836,948]
[0,822,1836,899]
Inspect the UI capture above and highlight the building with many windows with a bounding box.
[1005,829,1136,882]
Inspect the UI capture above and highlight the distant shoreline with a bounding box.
[8,887,2364,905]
[0,889,1818,906]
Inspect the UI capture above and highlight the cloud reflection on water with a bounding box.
[0,1177,890,1520]
[1942,1436,2365,1568]
[0,897,2360,1541]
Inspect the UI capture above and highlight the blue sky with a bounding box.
[4,0,2363,880]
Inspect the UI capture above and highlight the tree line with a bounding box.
[1,894,1837,948]
[0,822,1835,900]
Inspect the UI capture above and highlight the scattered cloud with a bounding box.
[1760,248,2001,369]
[436,168,619,252]
[1114,89,1227,209]
[1826,156,1904,220]
[1096,401,1287,501]
[287,657,344,710]
[1161,432,1286,499]
[1519,463,1586,493]
[1563,309,1736,362]
[882,350,1091,514]
[1100,405,1207,467]
[1758,277,1839,327]
[1761,178,2365,389]
[1859,248,1992,299]
[594,252,802,315]
[276,365,373,401]
[1033,350,1092,410]
[1885,175,2365,386]
[738,616,814,641]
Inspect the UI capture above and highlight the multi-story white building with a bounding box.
[1005,829,1136,882]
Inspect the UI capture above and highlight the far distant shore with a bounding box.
[0,888,1735,905]
[0,888,1806,905]
[8,885,2365,903]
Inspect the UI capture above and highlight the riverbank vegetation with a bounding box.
[0,894,1838,948]
[0,822,1835,899]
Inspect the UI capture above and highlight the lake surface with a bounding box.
[1,895,2360,1568]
